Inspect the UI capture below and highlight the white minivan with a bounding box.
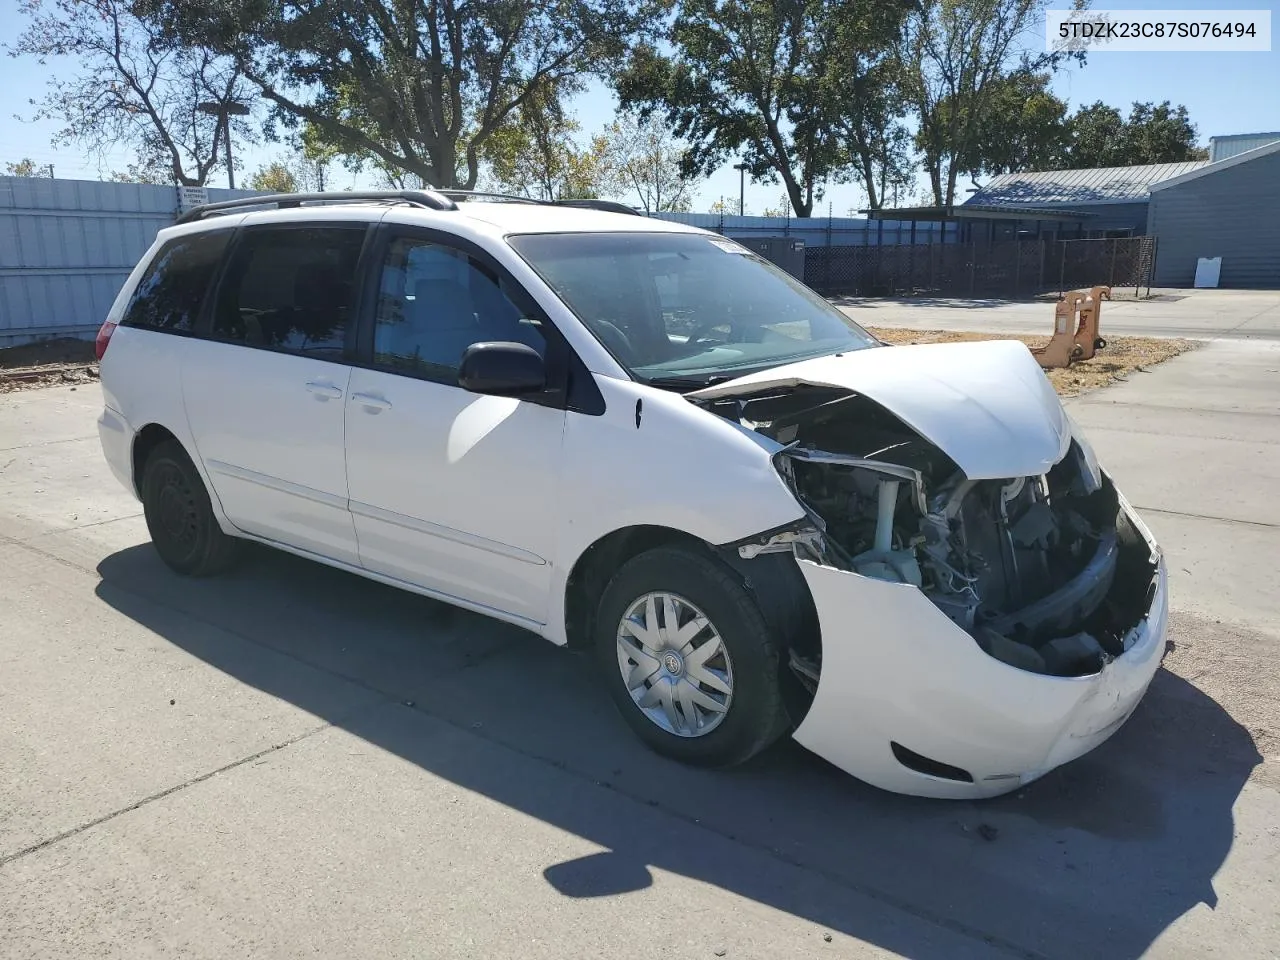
[96,191,1168,798]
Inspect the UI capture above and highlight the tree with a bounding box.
[8,0,254,186]
[296,125,341,191]
[248,161,299,192]
[961,68,1070,176]
[108,164,174,184]
[900,0,1085,207]
[1066,102,1124,167]
[760,193,791,217]
[708,198,745,215]
[811,1,915,211]
[147,0,655,190]
[4,158,53,178]
[616,0,907,217]
[484,85,613,200]
[600,115,694,214]
[1068,100,1206,168]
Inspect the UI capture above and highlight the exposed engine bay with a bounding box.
[705,386,1160,681]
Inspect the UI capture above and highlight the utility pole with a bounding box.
[198,100,251,189]
[47,164,54,179]
[733,162,748,216]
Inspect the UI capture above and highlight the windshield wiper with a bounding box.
[643,374,737,392]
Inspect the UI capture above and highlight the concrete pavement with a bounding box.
[1,339,1277,958]
[837,288,1280,341]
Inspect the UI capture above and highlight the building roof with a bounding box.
[1209,131,1280,161]
[965,161,1209,206]
[863,203,1093,222]
[1211,131,1280,142]
[1151,137,1280,191]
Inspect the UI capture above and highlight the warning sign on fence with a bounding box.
[176,186,208,213]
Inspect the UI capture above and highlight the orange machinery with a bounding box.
[1033,285,1110,369]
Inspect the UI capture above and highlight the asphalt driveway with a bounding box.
[1,337,1277,959]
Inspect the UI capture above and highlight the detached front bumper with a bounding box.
[791,496,1168,799]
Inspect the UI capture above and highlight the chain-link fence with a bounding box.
[805,237,1157,299]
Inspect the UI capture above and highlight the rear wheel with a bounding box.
[595,546,790,767]
[140,439,240,576]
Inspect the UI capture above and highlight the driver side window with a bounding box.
[373,237,546,382]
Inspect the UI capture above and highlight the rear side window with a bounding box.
[211,226,367,357]
[121,231,231,333]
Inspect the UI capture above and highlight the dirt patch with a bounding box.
[867,328,1198,398]
[0,338,99,394]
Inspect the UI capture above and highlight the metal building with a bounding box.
[1209,132,1280,162]
[1147,139,1280,288]
[959,161,1208,238]
[865,162,1208,243]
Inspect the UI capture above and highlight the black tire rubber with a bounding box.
[595,546,791,768]
[140,439,240,576]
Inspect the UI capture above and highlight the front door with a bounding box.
[344,231,566,625]
[183,223,368,564]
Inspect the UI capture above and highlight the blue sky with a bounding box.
[1,0,1276,215]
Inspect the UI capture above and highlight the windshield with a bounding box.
[508,232,879,384]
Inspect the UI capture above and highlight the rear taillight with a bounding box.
[94,321,117,360]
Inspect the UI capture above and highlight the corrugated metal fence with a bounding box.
[0,177,255,345]
[651,211,956,249]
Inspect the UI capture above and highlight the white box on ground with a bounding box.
[1194,257,1222,288]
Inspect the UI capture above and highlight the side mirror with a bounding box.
[457,341,546,396]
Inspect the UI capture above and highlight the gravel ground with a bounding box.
[0,338,99,394]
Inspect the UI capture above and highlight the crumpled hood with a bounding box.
[688,339,1071,480]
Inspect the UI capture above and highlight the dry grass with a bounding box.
[866,327,1198,398]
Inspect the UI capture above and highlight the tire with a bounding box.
[595,546,791,768]
[140,439,240,576]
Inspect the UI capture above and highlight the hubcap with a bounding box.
[615,591,734,738]
[153,464,199,553]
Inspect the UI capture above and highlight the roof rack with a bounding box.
[437,189,544,205]
[174,189,458,225]
[553,199,644,216]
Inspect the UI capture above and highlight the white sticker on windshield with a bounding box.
[707,237,753,255]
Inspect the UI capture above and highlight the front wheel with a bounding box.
[595,546,791,767]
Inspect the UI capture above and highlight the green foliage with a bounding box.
[146,0,658,189]
[615,0,909,217]
[599,115,694,214]
[1068,101,1206,168]
[4,158,52,178]
[901,0,1085,206]
[296,124,342,190]
[8,0,252,187]
[812,0,914,210]
[483,82,612,200]
[107,164,174,184]
[248,161,299,192]
[961,69,1070,176]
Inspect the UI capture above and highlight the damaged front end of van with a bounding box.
[695,339,1168,798]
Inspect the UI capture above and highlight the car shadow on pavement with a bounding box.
[95,542,1260,960]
